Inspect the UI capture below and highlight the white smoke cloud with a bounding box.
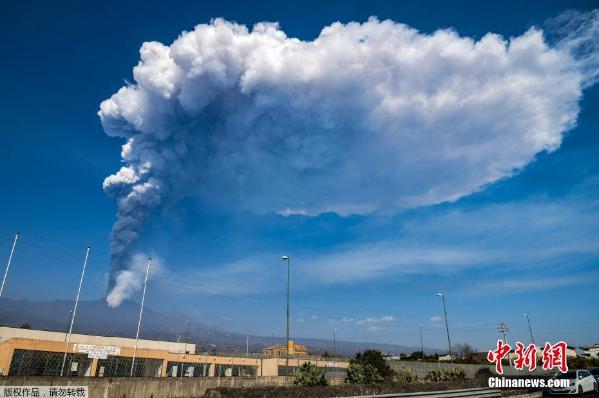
[106,252,163,307]
[99,14,598,305]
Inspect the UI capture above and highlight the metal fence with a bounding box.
[214,364,257,377]
[9,349,92,377]
[96,356,163,377]
[165,361,211,377]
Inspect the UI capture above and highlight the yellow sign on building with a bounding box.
[263,340,307,357]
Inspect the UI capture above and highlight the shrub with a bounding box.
[363,364,384,384]
[424,367,466,382]
[346,362,367,384]
[351,349,394,379]
[292,362,327,386]
[345,362,383,385]
[474,367,494,381]
[395,366,417,383]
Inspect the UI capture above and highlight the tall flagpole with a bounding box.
[0,232,20,297]
[60,246,91,376]
[130,257,151,377]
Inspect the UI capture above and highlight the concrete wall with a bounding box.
[389,360,552,379]
[0,376,293,398]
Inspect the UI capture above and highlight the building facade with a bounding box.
[0,327,347,378]
[262,341,308,357]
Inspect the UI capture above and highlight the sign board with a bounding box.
[0,386,88,398]
[326,361,338,367]
[74,344,120,359]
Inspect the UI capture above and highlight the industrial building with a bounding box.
[0,327,348,378]
[262,341,307,357]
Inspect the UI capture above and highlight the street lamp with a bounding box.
[281,256,290,374]
[436,293,453,363]
[522,313,535,346]
[333,328,336,357]
[181,320,190,380]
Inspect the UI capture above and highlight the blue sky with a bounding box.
[1,0,598,351]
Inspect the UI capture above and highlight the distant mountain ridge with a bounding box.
[0,297,436,357]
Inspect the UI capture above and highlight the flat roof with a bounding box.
[0,326,194,353]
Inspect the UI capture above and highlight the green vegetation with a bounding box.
[292,362,327,386]
[473,367,494,381]
[424,367,467,382]
[568,356,599,369]
[395,366,418,383]
[345,349,393,385]
[345,362,384,384]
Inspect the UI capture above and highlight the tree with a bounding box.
[19,323,31,329]
[453,343,478,363]
[292,362,327,386]
[346,349,394,384]
[353,349,394,379]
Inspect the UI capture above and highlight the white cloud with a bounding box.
[99,15,598,304]
[305,198,599,284]
[341,317,355,323]
[468,272,599,296]
[357,315,395,325]
[430,316,442,324]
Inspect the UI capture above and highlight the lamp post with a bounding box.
[522,313,535,346]
[436,293,453,363]
[333,328,336,357]
[419,324,424,361]
[281,255,290,374]
[130,257,151,377]
[180,320,190,380]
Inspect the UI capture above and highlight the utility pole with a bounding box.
[246,336,249,356]
[281,256,291,374]
[130,257,151,377]
[498,322,513,369]
[60,246,91,377]
[0,232,20,297]
[522,314,535,346]
[419,324,424,361]
[436,293,453,363]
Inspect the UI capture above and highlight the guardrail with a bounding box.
[344,387,502,398]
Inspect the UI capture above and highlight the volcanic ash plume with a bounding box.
[99,15,599,306]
